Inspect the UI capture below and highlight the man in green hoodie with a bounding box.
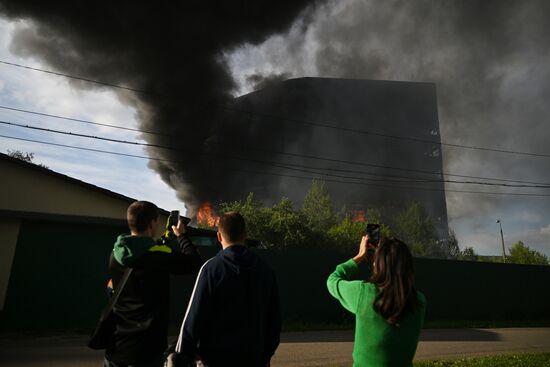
[104,201,203,367]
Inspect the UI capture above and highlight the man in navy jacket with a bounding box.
[169,211,281,367]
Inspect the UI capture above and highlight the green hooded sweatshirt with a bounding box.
[113,234,158,266]
[327,259,426,367]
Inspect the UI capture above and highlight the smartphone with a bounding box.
[365,224,380,246]
[169,211,191,227]
[169,210,180,228]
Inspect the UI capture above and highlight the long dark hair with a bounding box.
[370,237,418,326]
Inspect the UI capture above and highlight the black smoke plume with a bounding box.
[0,1,320,214]
[224,0,550,254]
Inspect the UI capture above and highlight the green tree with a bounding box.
[219,193,311,249]
[263,198,311,249]
[219,192,269,241]
[327,207,392,252]
[393,201,438,257]
[327,216,366,252]
[507,241,549,265]
[301,180,336,233]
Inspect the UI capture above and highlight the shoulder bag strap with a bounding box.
[99,267,133,321]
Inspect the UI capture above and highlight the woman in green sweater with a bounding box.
[327,235,426,367]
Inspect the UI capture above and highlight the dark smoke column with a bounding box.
[0,1,320,214]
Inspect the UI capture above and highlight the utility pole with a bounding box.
[496,219,506,263]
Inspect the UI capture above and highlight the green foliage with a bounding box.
[507,241,549,266]
[219,193,268,238]
[219,184,445,256]
[219,193,311,249]
[263,198,311,248]
[321,352,550,367]
[219,193,269,245]
[326,207,392,252]
[301,180,336,233]
[327,216,365,251]
[393,201,438,257]
[413,352,550,367]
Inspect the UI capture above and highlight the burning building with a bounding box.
[220,77,449,236]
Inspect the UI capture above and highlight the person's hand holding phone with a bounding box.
[353,235,369,264]
[172,217,188,236]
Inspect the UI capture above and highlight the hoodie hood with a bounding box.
[113,234,156,265]
[220,245,258,274]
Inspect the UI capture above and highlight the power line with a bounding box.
[2,124,550,190]
[0,105,457,181]
[0,59,149,94]
[3,133,550,197]
[3,118,550,188]
[3,117,550,186]
[281,164,550,189]
[237,168,550,197]
[2,58,550,159]
[222,106,550,159]
[263,161,550,186]
[0,107,428,182]
[0,104,171,137]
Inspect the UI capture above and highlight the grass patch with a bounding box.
[317,353,550,367]
[423,319,550,329]
[414,352,550,367]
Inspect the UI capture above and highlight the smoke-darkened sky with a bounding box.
[1,0,549,256]
[0,0,319,213]
[225,0,550,255]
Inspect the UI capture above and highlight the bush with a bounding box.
[219,193,312,249]
[507,241,549,265]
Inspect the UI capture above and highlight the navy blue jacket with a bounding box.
[174,245,281,367]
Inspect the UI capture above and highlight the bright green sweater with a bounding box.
[327,259,426,367]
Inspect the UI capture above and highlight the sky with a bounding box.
[0,1,549,258]
[0,18,184,214]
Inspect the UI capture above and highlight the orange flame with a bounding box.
[351,210,366,223]
[197,202,220,227]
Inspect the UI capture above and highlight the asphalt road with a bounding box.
[1,328,549,367]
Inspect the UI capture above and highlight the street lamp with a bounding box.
[496,219,506,263]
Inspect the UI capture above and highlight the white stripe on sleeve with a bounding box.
[175,258,213,353]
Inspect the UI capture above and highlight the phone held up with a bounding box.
[365,223,380,248]
[168,210,191,230]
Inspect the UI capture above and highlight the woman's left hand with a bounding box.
[353,235,369,264]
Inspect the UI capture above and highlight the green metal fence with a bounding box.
[1,219,549,331]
